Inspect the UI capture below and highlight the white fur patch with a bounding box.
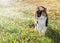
[36,15,47,35]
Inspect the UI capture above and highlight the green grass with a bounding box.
[0,0,60,43]
[0,9,60,43]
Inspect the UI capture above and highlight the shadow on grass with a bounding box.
[46,26,60,43]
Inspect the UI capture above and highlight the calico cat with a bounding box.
[35,6,48,35]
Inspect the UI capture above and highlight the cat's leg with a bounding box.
[41,26,47,35]
[37,24,42,33]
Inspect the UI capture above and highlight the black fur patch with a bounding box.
[45,16,48,27]
[37,11,42,17]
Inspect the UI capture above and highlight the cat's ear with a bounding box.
[44,8,47,11]
[44,8,47,12]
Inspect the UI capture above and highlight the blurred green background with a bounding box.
[0,0,60,43]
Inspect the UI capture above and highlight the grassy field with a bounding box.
[0,0,60,43]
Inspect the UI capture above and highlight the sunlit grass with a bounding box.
[0,0,60,43]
